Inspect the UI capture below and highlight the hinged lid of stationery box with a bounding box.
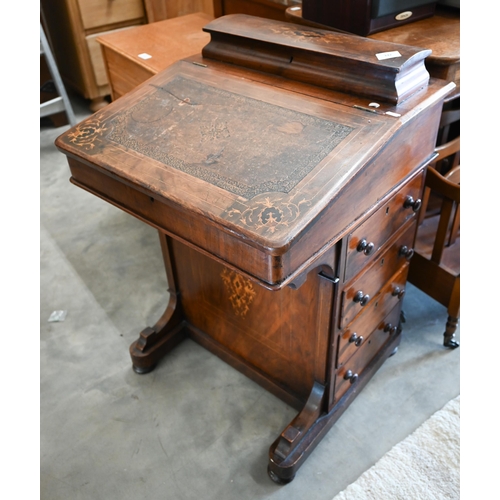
[202,14,431,103]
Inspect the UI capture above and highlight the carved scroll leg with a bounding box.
[129,232,186,374]
[268,381,325,484]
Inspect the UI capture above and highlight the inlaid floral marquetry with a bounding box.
[66,117,108,151]
[270,25,331,42]
[225,195,311,234]
[221,269,256,317]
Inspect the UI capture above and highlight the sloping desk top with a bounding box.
[56,15,454,288]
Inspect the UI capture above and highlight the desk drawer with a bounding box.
[344,171,424,283]
[78,0,145,30]
[340,220,416,328]
[337,262,409,368]
[335,305,401,401]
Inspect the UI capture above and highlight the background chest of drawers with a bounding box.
[97,12,213,101]
[40,0,214,111]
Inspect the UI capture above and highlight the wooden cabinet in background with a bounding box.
[144,0,214,19]
[40,0,214,111]
[41,0,147,111]
[97,12,213,101]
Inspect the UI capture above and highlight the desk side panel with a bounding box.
[170,238,337,404]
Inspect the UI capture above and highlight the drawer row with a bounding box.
[338,262,409,368]
[340,220,416,329]
[343,171,423,284]
[79,0,145,31]
[334,302,402,402]
[332,171,424,404]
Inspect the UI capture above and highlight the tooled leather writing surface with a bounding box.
[107,76,353,199]
[59,60,392,246]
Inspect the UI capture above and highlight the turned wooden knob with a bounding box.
[349,333,364,346]
[399,245,414,260]
[392,286,405,299]
[344,370,358,384]
[356,239,375,255]
[403,195,422,212]
[353,290,370,306]
[384,323,398,335]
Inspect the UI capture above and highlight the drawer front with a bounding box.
[337,262,409,367]
[340,220,416,328]
[78,0,145,30]
[344,171,424,283]
[335,305,401,402]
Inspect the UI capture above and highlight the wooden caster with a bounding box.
[267,466,295,485]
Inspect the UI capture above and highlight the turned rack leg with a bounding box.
[443,315,459,349]
[129,231,186,373]
[443,278,459,349]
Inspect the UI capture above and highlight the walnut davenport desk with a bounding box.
[56,15,454,484]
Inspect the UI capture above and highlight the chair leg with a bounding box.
[443,315,459,349]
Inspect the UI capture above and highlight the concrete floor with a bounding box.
[40,94,460,500]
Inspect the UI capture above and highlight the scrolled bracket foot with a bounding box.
[268,381,325,483]
[130,291,186,373]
